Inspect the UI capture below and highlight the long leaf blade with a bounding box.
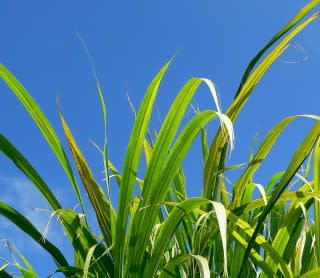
[60,114,115,249]
[114,59,172,277]
[0,134,61,211]
[0,64,84,212]
[0,201,68,268]
[239,120,320,276]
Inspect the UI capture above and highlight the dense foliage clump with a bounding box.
[1,2,320,277]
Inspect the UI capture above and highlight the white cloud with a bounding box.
[0,176,70,264]
[0,176,51,231]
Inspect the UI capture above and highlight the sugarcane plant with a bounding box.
[1,1,320,277]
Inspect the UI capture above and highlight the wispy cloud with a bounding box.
[0,175,71,274]
[0,176,51,232]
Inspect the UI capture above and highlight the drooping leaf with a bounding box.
[0,201,68,268]
[159,254,210,278]
[204,11,319,202]
[234,1,320,98]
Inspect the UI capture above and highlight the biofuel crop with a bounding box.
[1,1,320,277]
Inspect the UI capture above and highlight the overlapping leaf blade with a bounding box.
[235,0,320,98]
[0,201,68,268]
[0,134,61,211]
[240,120,320,276]
[114,59,172,277]
[60,114,115,249]
[203,10,319,202]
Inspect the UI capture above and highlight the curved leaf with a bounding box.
[128,110,219,275]
[60,114,115,248]
[159,254,210,278]
[0,64,84,213]
[240,120,320,276]
[114,59,172,278]
[0,201,68,268]
[0,134,61,211]
[234,1,320,98]
[203,10,319,202]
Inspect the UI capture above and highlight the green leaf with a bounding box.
[128,110,218,276]
[232,188,320,215]
[83,244,98,278]
[75,30,111,199]
[0,64,84,213]
[234,0,320,98]
[201,128,209,164]
[228,210,293,278]
[48,266,83,278]
[143,198,209,278]
[0,201,68,268]
[231,116,296,208]
[114,59,172,278]
[0,270,13,278]
[209,201,227,277]
[230,230,275,277]
[261,191,313,277]
[11,246,38,278]
[0,134,61,211]
[203,10,319,202]
[314,138,320,265]
[159,254,210,278]
[299,267,320,278]
[56,209,114,276]
[240,120,320,276]
[60,114,115,249]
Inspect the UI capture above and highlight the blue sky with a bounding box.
[0,1,319,276]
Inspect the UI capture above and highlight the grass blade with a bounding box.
[127,73,234,276]
[234,1,320,98]
[299,268,320,278]
[231,116,296,208]
[76,33,111,198]
[228,210,293,278]
[0,135,61,211]
[143,197,208,278]
[203,11,319,202]
[83,244,98,278]
[230,230,275,277]
[314,138,320,265]
[56,209,113,276]
[159,254,210,278]
[0,64,84,213]
[0,271,13,278]
[128,110,218,275]
[210,201,227,277]
[239,120,320,276]
[114,59,172,277]
[0,201,68,268]
[60,114,115,249]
